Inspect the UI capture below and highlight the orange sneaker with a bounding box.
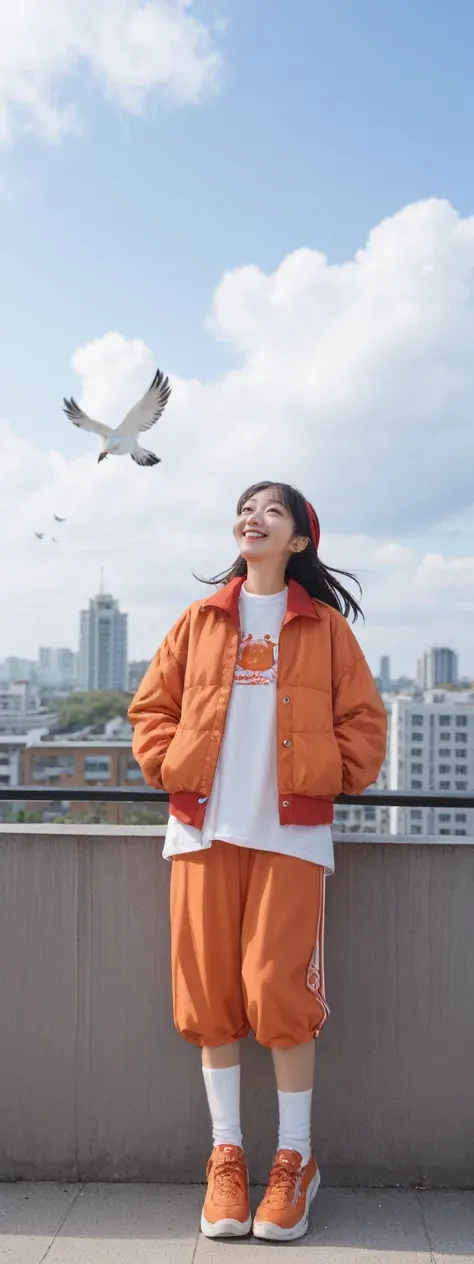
[253,1149,320,1241]
[200,1144,251,1239]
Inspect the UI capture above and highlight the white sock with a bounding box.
[277,1089,313,1166]
[202,1065,242,1150]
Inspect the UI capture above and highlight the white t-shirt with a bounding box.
[164,586,334,872]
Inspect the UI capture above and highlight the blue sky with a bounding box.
[1,0,474,670]
[2,0,474,444]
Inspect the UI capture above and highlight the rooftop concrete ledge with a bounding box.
[1,822,473,845]
[1,829,473,1187]
[0,1184,473,1263]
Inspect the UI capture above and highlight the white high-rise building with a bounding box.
[78,588,128,693]
[0,657,37,683]
[389,691,474,838]
[38,648,77,690]
[417,647,459,690]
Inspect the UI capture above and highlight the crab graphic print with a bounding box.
[235,632,278,685]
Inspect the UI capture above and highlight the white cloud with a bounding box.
[0,0,222,144]
[2,197,474,676]
[209,198,474,535]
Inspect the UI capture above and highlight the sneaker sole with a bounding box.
[252,1169,321,1241]
[200,1213,252,1239]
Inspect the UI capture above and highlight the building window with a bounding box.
[455,730,467,741]
[84,756,111,780]
[411,810,422,820]
[455,749,467,760]
[439,829,451,836]
[455,813,466,823]
[439,717,451,727]
[439,814,451,822]
[455,765,467,775]
[335,809,349,821]
[411,780,422,789]
[412,826,422,835]
[456,781,467,791]
[411,748,423,757]
[439,781,451,789]
[126,757,144,782]
[411,763,423,774]
[32,754,75,780]
[438,765,450,774]
[454,829,467,836]
[364,807,376,820]
[456,716,467,727]
[439,748,451,757]
[412,716,423,726]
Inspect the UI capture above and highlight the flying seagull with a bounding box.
[63,368,171,466]
[35,532,44,539]
[53,514,66,522]
[52,537,59,544]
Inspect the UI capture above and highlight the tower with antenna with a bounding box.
[78,580,128,692]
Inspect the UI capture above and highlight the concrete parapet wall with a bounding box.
[0,826,473,1186]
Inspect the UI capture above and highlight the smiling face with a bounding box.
[234,485,308,569]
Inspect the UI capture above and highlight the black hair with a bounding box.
[200,481,364,622]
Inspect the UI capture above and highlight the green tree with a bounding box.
[54,692,132,733]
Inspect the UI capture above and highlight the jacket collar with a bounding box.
[202,576,321,628]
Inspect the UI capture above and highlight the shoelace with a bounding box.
[213,1155,246,1202]
[264,1154,301,1205]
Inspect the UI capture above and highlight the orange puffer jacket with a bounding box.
[129,577,387,829]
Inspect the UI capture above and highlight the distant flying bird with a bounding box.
[53,514,66,522]
[52,537,59,544]
[63,368,171,466]
[35,532,44,539]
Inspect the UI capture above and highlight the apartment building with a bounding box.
[24,740,143,788]
[389,690,474,837]
[38,648,77,691]
[0,734,25,789]
[0,681,52,735]
[23,738,145,822]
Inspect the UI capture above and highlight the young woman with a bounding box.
[129,482,386,1242]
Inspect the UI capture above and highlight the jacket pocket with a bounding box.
[293,731,343,798]
[324,733,344,797]
[160,726,181,790]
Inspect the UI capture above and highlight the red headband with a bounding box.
[305,501,320,550]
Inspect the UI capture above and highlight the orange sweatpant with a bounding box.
[170,841,328,1050]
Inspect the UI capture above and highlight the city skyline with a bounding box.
[0,628,468,692]
[0,575,467,687]
[0,579,468,689]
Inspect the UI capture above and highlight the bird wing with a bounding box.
[35,532,44,539]
[116,369,172,436]
[63,397,110,437]
[53,514,66,522]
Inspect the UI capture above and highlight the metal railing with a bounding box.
[1,787,474,808]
